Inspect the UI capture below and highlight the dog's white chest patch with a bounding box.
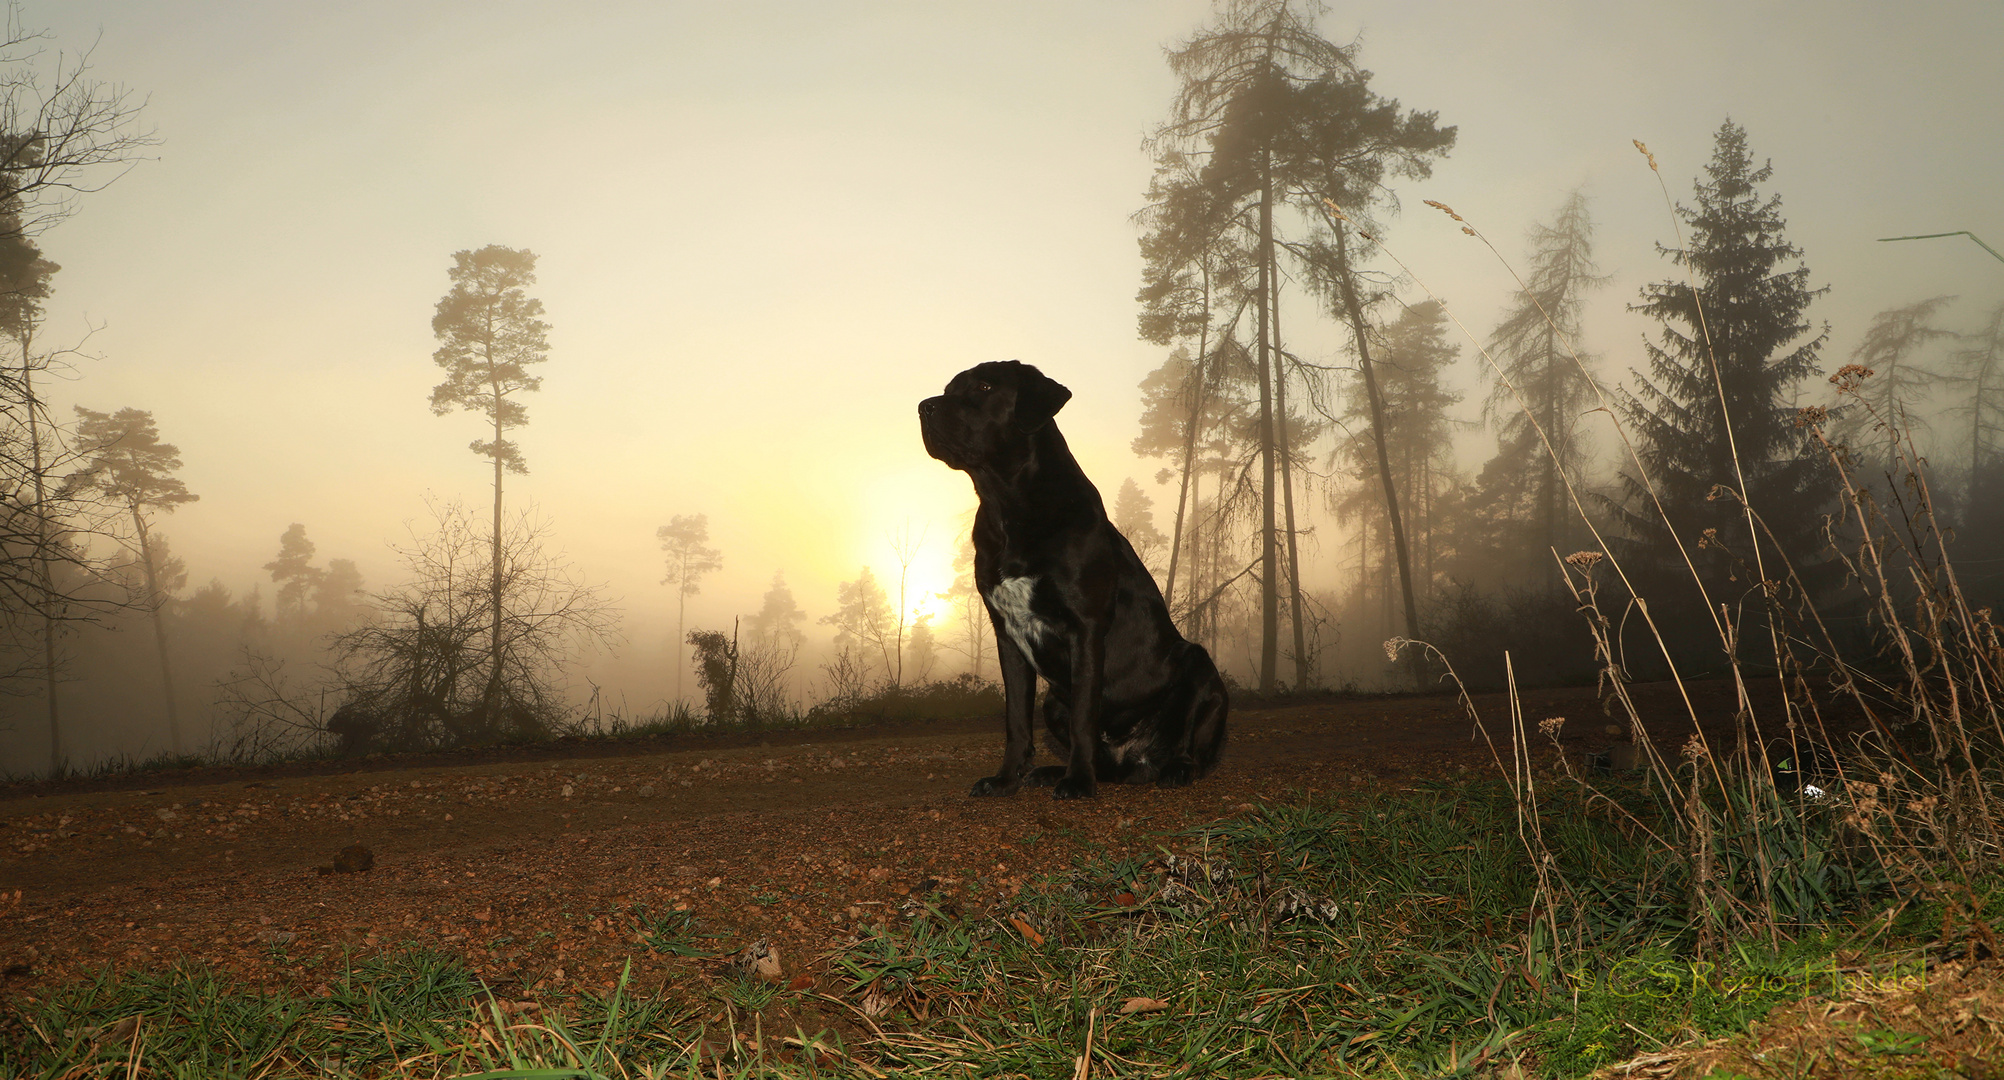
[988,576,1053,672]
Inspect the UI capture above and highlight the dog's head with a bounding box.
[918,360,1072,472]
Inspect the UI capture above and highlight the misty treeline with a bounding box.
[1129,0,2004,693]
[0,231,621,772]
[0,18,177,774]
[0,29,623,773]
[657,513,1001,733]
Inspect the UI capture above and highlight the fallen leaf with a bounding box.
[1119,997,1170,1015]
[736,939,782,981]
[77,1016,141,1045]
[860,981,898,1018]
[1008,915,1044,946]
[787,973,815,992]
[1111,892,1138,907]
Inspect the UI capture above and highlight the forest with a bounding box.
[0,1,1997,779]
[4,4,2004,1078]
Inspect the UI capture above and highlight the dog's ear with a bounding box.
[1010,364,1072,430]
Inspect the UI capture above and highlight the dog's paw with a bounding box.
[1155,760,1197,788]
[1051,774,1097,800]
[969,774,1020,797]
[1023,766,1067,788]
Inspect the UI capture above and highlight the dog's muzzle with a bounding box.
[919,396,961,466]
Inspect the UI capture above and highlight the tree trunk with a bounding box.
[1541,322,1562,591]
[895,565,906,687]
[1254,162,1279,694]
[131,507,182,754]
[1272,278,1310,690]
[1334,224,1422,656]
[675,563,688,706]
[489,418,505,711]
[1164,268,1212,613]
[22,330,60,775]
[1974,359,1988,501]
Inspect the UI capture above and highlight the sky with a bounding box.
[9,0,2002,727]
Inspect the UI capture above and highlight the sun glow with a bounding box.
[906,571,958,625]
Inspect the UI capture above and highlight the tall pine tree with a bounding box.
[1612,121,1829,657]
[430,245,550,716]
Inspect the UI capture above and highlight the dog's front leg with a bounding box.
[1052,621,1105,799]
[970,630,1037,796]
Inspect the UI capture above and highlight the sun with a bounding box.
[905,570,958,625]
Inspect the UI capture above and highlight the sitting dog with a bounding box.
[918,360,1228,798]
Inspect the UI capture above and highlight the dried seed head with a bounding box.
[1461,225,1476,236]
[1633,139,1659,171]
[1321,198,1350,222]
[1564,550,1603,569]
[1794,405,1828,428]
[1423,199,1464,222]
[1383,636,1411,661]
[1537,716,1565,739]
[1681,735,1709,761]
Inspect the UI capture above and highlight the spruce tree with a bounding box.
[1613,120,1830,649]
[1834,295,1956,465]
[1480,190,1607,589]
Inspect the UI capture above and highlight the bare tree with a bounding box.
[939,535,992,679]
[734,633,799,727]
[743,571,806,706]
[327,499,617,752]
[887,521,927,686]
[0,12,152,773]
[0,15,154,244]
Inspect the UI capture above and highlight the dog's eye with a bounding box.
[972,381,992,393]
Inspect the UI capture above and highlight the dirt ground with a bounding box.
[0,677,1818,1040]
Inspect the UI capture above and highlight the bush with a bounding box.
[804,672,1002,727]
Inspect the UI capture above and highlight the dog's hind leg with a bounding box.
[1157,649,1228,787]
[1024,693,1072,787]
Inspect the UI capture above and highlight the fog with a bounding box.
[1,1,1998,773]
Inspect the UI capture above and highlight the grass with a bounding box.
[6,782,1987,1078]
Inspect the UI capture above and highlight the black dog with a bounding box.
[918,360,1228,799]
